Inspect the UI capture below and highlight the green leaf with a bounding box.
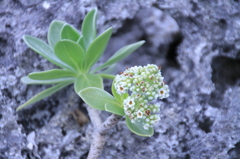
[21,76,75,85]
[77,35,85,48]
[28,69,77,80]
[98,74,115,80]
[54,40,85,73]
[100,63,116,74]
[85,28,113,71]
[78,87,119,111]
[126,116,154,137]
[74,74,103,93]
[48,20,66,49]
[16,82,71,111]
[92,41,145,73]
[60,24,80,42]
[81,8,97,50]
[105,103,124,116]
[23,35,74,71]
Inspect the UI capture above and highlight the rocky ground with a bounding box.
[1,0,240,159]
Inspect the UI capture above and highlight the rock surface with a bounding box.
[1,0,240,159]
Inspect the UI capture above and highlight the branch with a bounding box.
[86,105,122,159]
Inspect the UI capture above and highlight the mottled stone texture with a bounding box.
[1,0,240,159]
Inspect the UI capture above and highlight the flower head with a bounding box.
[114,64,170,130]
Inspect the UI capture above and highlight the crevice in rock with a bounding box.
[59,149,75,159]
[61,128,67,136]
[0,154,9,159]
[112,18,136,36]
[37,142,48,157]
[0,37,7,57]
[166,32,182,68]
[228,142,240,159]
[198,117,213,133]
[21,149,37,159]
[212,42,236,54]
[184,154,191,159]
[2,88,12,98]
[17,100,58,134]
[0,32,15,67]
[81,151,89,159]
[210,56,240,107]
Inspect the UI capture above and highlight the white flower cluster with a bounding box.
[114,64,170,130]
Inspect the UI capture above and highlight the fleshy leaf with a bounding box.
[28,69,77,80]
[81,8,97,50]
[98,74,115,80]
[48,20,66,49]
[74,74,103,93]
[78,87,119,111]
[21,76,75,85]
[77,35,84,48]
[105,103,124,116]
[85,28,113,71]
[60,24,80,42]
[100,63,116,74]
[92,41,145,73]
[126,116,154,137]
[23,35,74,71]
[16,82,71,111]
[54,40,85,73]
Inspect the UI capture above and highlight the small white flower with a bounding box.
[124,97,135,108]
[116,84,126,94]
[159,85,170,99]
[136,110,143,118]
[125,110,131,115]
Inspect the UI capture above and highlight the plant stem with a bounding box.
[86,106,122,159]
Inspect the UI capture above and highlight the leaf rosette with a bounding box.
[17,9,144,111]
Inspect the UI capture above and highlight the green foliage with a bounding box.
[16,82,72,111]
[126,116,154,137]
[85,28,113,72]
[91,41,145,73]
[48,20,65,49]
[78,85,154,137]
[60,24,80,42]
[105,103,125,116]
[54,40,85,73]
[18,8,144,113]
[74,74,103,93]
[18,8,152,137]
[79,65,170,137]
[81,9,97,50]
[78,87,120,111]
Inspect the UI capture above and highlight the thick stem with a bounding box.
[86,106,122,159]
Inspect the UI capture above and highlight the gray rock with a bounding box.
[1,0,240,159]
